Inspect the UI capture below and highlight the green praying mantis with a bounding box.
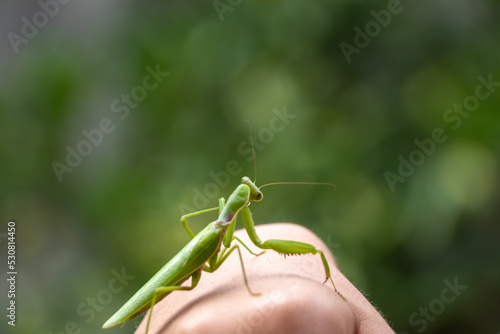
[102,130,344,333]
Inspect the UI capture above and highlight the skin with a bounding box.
[135,223,395,334]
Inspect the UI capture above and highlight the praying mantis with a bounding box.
[102,131,344,333]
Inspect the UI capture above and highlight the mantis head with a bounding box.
[241,176,263,202]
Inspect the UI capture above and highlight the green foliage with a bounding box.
[1,1,499,333]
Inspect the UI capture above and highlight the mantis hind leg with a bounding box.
[144,270,202,334]
[240,206,345,300]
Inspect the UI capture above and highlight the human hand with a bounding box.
[136,223,395,334]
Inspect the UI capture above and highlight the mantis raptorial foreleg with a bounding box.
[240,206,345,300]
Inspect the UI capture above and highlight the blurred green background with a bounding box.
[1,1,499,333]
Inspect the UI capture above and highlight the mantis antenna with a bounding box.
[244,120,258,183]
[242,120,336,191]
[259,181,336,191]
